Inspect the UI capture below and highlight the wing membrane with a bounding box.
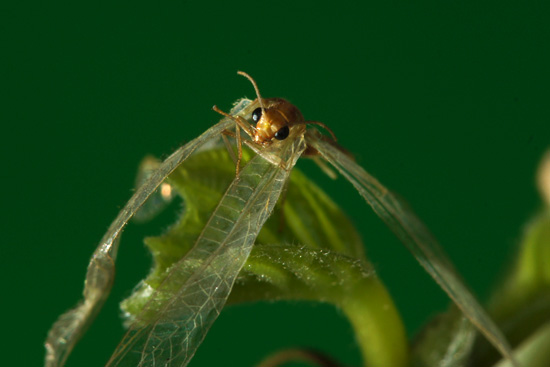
[106,127,307,367]
[44,103,251,367]
[306,130,518,366]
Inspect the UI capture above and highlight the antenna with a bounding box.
[237,71,265,110]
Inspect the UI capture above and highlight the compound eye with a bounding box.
[274,126,290,140]
[252,107,262,123]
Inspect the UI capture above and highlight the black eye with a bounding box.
[274,126,290,140]
[252,107,262,123]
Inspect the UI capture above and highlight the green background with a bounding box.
[3,1,549,366]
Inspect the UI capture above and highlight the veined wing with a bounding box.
[306,130,518,366]
[106,126,307,367]
[44,100,251,367]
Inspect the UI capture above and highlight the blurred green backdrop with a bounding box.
[2,1,549,366]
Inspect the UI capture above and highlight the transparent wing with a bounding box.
[44,100,253,367]
[106,127,307,367]
[306,130,518,366]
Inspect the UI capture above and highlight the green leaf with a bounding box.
[474,151,550,366]
[492,321,550,367]
[233,244,407,367]
[490,211,550,336]
[474,210,550,366]
[121,145,407,367]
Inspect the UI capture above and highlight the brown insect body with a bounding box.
[212,71,338,172]
[253,98,304,145]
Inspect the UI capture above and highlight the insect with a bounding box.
[45,72,518,367]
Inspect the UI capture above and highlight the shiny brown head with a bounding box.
[237,71,336,146]
[251,97,304,144]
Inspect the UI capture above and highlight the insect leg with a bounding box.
[235,124,243,175]
[214,105,256,176]
[312,156,338,180]
[221,130,238,166]
[303,121,338,142]
[276,176,291,233]
[212,105,255,138]
[220,128,244,175]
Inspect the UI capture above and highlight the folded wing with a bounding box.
[45,108,242,367]
[306,130,517,366]
[105,126,307,367]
